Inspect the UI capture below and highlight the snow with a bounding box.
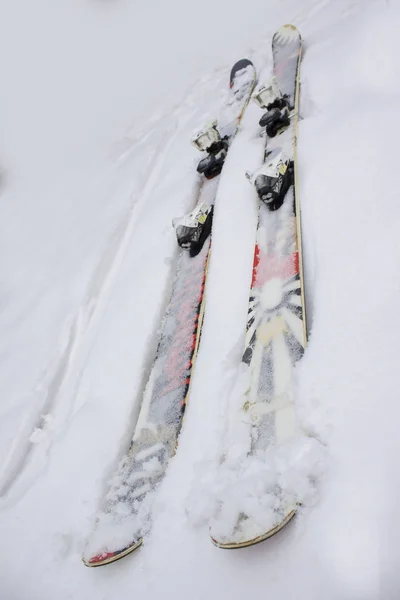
[1,0,400,598]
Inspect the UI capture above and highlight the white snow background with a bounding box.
[1,0,399,598]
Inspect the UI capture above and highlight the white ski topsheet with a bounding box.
[3,0,400,598]
[272,24,302,104]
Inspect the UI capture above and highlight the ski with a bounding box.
[82,59,256,567]
[210,25,306,549]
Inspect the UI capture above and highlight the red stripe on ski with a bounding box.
[86,549,124,565]
[252,249,299,289]
[162,248,209,397]
[251,244,261,288]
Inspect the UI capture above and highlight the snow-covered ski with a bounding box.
[82,59,256,567]
[210,25,306,549]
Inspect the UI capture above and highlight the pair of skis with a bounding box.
[83,24,305,567]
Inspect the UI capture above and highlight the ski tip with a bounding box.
[210,508,297,550]
[273,24,301,45]
[82,539,143,567]
[229,58,255,87]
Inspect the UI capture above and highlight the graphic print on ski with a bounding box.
[210,25,306,549]
[82,60,256,567]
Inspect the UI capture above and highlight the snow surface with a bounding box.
[1,0,400,598]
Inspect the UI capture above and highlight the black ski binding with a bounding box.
[246,151,293,211]
[196,138,229,179]
[172,203,214,257]
[253,77,291,138]
[191,121,228,179]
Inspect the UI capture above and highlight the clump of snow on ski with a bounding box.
[208,364,323,548]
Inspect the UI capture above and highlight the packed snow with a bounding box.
[1,0,400,598]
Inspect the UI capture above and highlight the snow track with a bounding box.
[0,120,182,502]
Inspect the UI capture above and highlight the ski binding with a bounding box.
[172,201,214,257]
[252,77,291,138]
[246,150,293,211]
[191,120,228,179]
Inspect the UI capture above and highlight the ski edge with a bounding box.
[292,39,308,345]
[210,507,296,549]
